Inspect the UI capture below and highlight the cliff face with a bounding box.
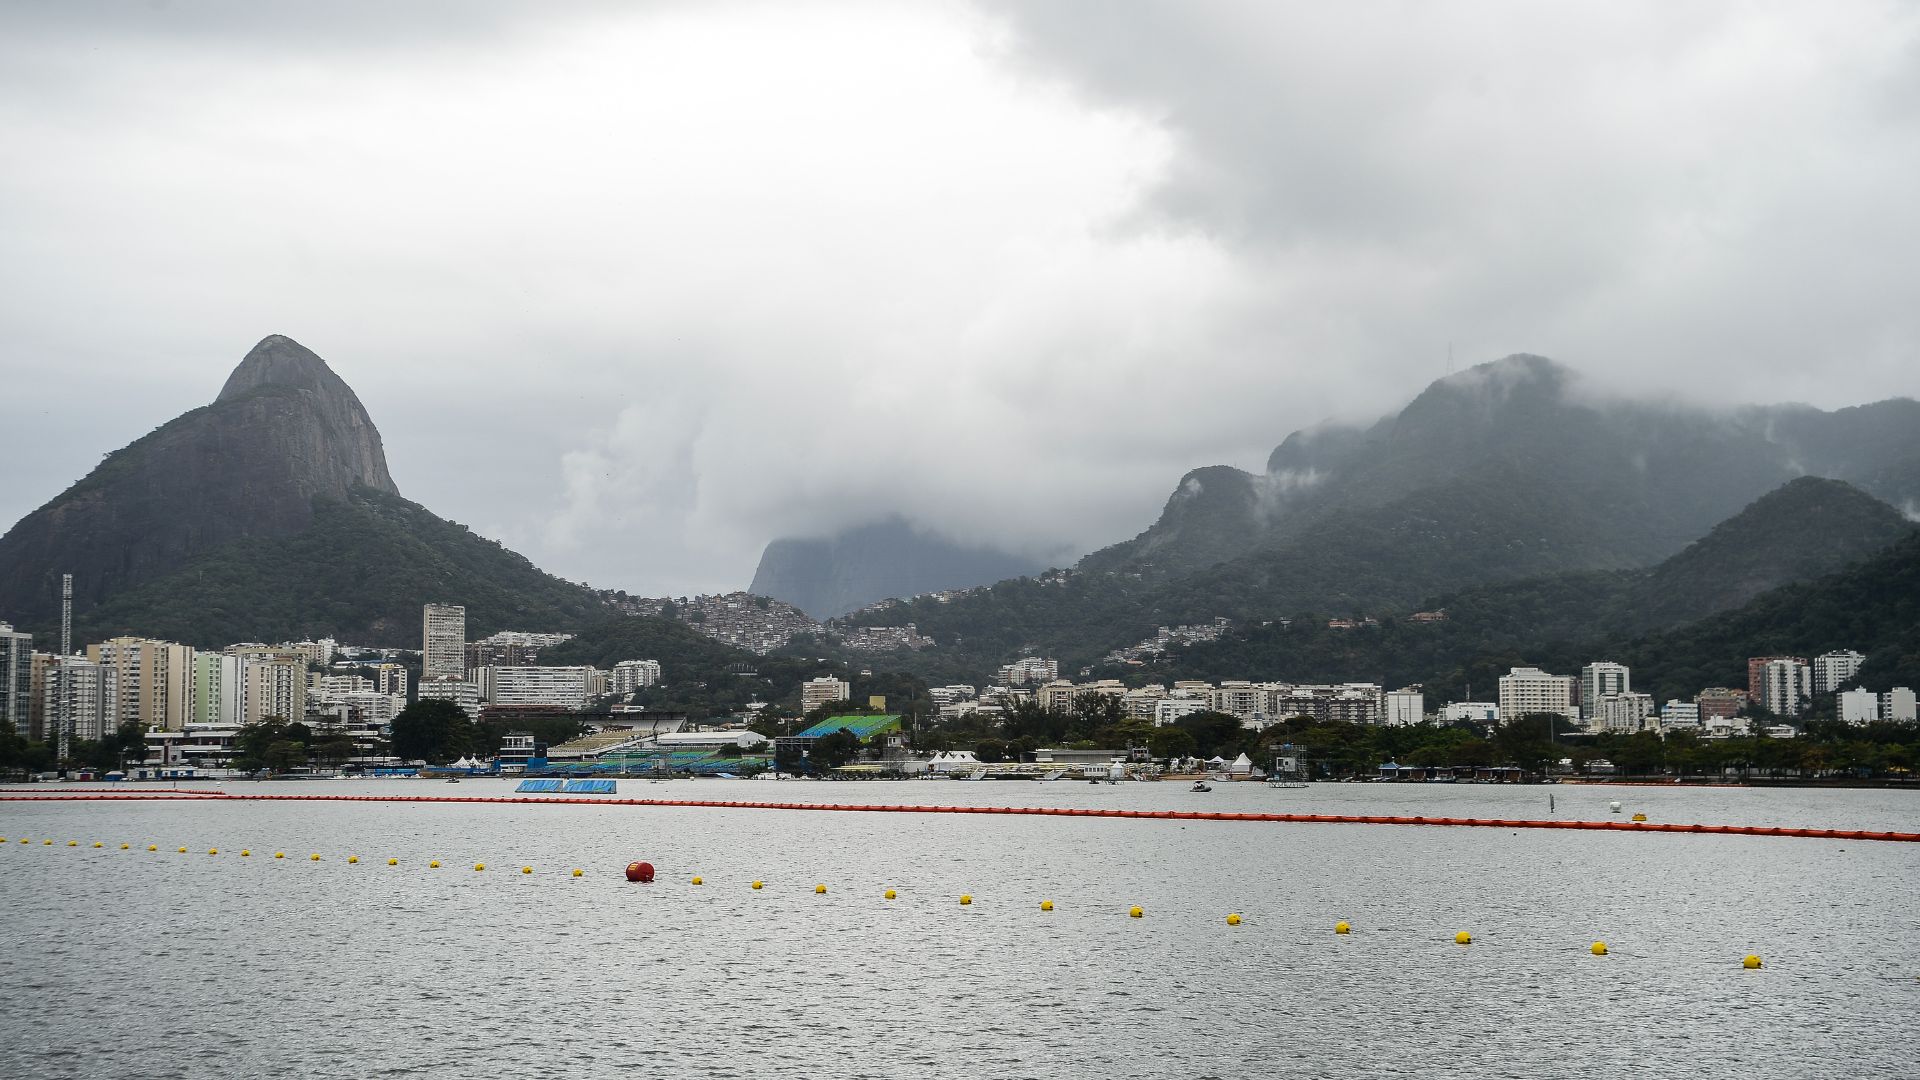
[0,334,400,624]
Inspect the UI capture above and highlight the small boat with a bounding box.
[1191,781,1212,792]
[445,778,460,784]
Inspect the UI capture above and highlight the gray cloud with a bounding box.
[2,1,1915,600]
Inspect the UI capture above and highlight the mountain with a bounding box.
[0,335,602,647]
[849,356,1920,675]
[749,516,1045,619]
[1117,477,1917,698]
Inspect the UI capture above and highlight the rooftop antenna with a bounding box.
[61,573,72,657]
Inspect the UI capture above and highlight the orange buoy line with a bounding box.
[4,791,1917,843]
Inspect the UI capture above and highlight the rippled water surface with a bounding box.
[3,779,1916,1079]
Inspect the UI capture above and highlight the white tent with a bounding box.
[1228,753,1254,776]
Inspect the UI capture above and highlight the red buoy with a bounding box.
[625,861,655,883]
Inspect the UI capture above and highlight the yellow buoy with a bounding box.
[815,884,827,894]
[1226,913,1243,926]
[388,858,398,866]
[1455,931,1473,945]
[883,888,896,900]
[347,856,359,864]
[177,847,187,853]
[120,843,129,850]
[1591,941,1608,955]
[68,841,78,847]
[522,866,533,875]
[240,850,250,857]
[1129,906,1144,919]
[429,860,441,868]
[273,852,284,859]
[1335,922,1351,935]
[1743,954,1763,969]
[43,839,52,845]
[573,869,584,878]
[751,880,763,890]
[207,849,217,855]
[691,876,703,885]
[309,854,320,861]
[1631,813,1648,823]
[1040,900,1054,911]
[959,894,972,906]
[92,842,102,848]
[474,863,486,872]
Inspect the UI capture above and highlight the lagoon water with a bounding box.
[3,779,1917,1078]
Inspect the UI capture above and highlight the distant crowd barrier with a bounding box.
[4,790,1918,843]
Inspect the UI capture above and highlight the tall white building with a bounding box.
[1658,700,1700,732]
[996,658,1059,686]
[1813,651,1866,694]
[801,676,852,714]
[1592,691,1654,734]
[1155,697,1210,726]
[1580,662,1630,721]
[89,636,196,731]
[608,659,663,695]
[43,655,118,743]
[0,623,30,738]
[477,666,596,708]
[1884,687,1917,723]
[422,603,467,681]
[236,651,305,724]
[418,677,482,717]
[1839,688,1879,725]
[1385,687,1425,727]
[1498,667,1578,723]
[1440,702,1500,724]
[192,653,242,726]
[1758,658,1813,716]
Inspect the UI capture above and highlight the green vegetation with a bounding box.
[73,487,605,648]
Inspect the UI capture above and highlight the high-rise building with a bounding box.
[374,663,409,698]
[1497,667,1579,723]
[422,603,467,681]
[192,653,242,726]
[801,676,852,713]
[43,656,118,744]
[1884,687,1917,724]
[227,648,305,724]
[1658,700,1700,731]
[1592,691,1654,734]
[1812,650,1866,694]
[1580,662,1630,721]
[0,623,31,738]
[607,659,662,695]
[1747,656,1806,705]
[88,637,196,731]
[1757,657,1813,716]
[476,665,597,708]
[418,677,482,717]
[1385,687,1425,727]
[1839,687,1879,725]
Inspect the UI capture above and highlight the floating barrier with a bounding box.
[514,780,564,794]
[5,791,1915,844]
[562,779,617,795]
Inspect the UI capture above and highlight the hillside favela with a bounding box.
[3,5,1917,1079]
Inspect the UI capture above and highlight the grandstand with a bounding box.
[547,729,651,760]
[527,750,772,777]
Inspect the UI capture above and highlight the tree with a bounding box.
[390,699,475,764]
[808,729,862,770]
[1172,711,1247,759]
[1147,727,1197,761]
[263,740,307,774]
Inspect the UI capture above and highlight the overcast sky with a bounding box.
[3,1,1916,596]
